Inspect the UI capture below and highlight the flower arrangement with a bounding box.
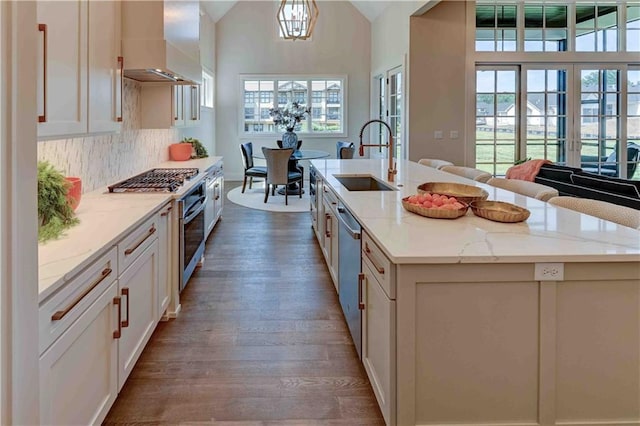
[269,102,311,131]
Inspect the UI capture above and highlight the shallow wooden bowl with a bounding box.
[402,197,469,220]
[469,200,530,223]
[417,182,489,204]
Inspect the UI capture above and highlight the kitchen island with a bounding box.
[311,159,640,426]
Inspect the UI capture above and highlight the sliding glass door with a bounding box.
[476,64,639,179]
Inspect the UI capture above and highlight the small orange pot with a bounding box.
[169,143,193,161]
[65,177,82,211]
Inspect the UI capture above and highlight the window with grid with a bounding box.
[576,5,618,52]
[524,5,568,51]
[475,4,517,51]
[241,76,345,135]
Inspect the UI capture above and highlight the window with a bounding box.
[628,5,640,51]
[576,5,618,52]
[201,70,214,108]
[241,76,345,135]
[476,2,638,53]
[524,5,568,51]
[475,4,517,51]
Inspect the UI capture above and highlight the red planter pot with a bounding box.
[169,143,193,161]
[65,177,82,211]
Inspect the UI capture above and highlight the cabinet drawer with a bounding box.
[39,247,117,355]
[362,231,395,299]
[118,214,158,273]
[323,184,338,207]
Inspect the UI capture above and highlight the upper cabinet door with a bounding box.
[88,0,122,133]
[37,0,88,138]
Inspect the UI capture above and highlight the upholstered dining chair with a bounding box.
[277,139,304,187]
[418,158,454,170]
[240,142,268,193]
[549,196,640,229]
[336,141,355,159]
[439,165,493,183]
[261,147,303,205]
[487,177,559,201]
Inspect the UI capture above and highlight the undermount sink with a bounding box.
[334,175,397,191]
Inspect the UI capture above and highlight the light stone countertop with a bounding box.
[311,159,640,264]
[38,156,223,302]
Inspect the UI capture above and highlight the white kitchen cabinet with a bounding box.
[140,84,201,129]
[156,202,175,321]
[88,0,122,133]
[362,255,396,426]
[322,185,339,290]
[117,239,159,390]
[37,0,122,138]
[204,162,224,238]
[37,0,88,137]
[39,280,119,426]
[184,84,201,127]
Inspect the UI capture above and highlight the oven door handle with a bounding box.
[184,196,207,224]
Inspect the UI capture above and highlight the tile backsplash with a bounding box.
[38,79,179,193]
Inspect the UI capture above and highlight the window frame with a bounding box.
[201,69,214,109]
[239,74,348,137]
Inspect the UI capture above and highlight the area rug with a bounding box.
[226,183,310,213]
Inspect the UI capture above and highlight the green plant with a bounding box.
[183,137,208,159]
[37,161,79,243]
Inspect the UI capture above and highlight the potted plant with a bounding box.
[38,161,79,242]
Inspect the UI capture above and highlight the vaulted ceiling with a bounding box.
[200,0,398,24]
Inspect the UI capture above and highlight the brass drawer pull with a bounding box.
[116,56,124,122]
[364,242,385,274]
[113,296,122,339]
[38,23,48,123]
[160,206,172,217]
[121,288,130,328]
[358,273,365,310]
[325,213,331,238]
[51,267,112,321]
[124,226,156,255]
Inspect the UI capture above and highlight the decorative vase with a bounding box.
[281,129,298,150]
[65,177,82,211]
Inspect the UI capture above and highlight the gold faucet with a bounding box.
[358,119,397,182]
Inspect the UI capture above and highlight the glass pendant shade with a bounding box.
[277,0,319,41]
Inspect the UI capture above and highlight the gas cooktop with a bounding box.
[108,168,200,193]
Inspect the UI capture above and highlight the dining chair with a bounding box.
[549,196,640,229]
[418,158,454,170]
[336,141,355,159]
[487,177,559,201]
[439,165,493,183]
[277,139,304,188]
[261,147,303,205]
[240,142,268,193]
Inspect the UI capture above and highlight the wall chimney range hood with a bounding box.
[122,1,201,85]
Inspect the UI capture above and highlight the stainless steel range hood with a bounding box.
[122,1,201,85]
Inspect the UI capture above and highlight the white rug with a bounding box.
[226,182,310,213]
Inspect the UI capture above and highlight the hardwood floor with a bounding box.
[103,181,384,425]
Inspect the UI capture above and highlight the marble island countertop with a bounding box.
[38,157,223,302]
[311,159,640,264]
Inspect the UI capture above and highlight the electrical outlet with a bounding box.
[434,130,443,139]
[450,130,459,139]
[534,263,564,281]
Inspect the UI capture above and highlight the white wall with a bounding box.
[371,1,423,77]
[180,10,216,156]
[215,1,371,180]
[408,1,468,165]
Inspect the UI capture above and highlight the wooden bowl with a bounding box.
[169,143,193,161]
[65,177,82,211]
[469,200,530,223]
[402,196,469,219]
[417,182,489,204]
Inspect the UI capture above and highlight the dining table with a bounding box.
[254,148,330,195]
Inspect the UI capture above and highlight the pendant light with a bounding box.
[277,0,319,41]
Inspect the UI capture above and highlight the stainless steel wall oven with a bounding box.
[179,180,207,292]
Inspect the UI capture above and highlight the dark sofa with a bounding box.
[535,164,640,210]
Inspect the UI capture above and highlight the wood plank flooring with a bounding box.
[103,181,384,425]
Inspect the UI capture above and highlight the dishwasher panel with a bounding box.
[337,203,362,358]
